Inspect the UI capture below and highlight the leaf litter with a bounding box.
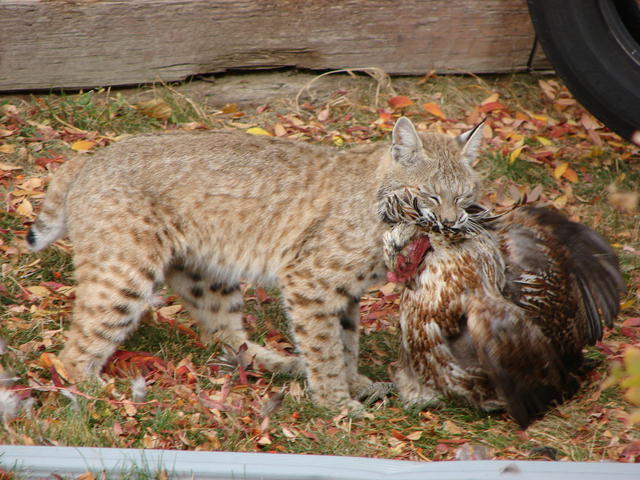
[0,73,639,461]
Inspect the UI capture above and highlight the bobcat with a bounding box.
[27,117,482,411]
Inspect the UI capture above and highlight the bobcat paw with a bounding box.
[277,356,305,377]
[341,399,367,417]
[357,381,395,405]
[401,395,444,411]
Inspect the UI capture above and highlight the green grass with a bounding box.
[0,73,638,462]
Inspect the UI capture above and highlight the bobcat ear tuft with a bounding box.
[457,121,485,164]
[391,117,422,165]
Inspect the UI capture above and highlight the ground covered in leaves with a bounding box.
[0,71,639,464]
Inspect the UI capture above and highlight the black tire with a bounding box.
[528,0,640,143]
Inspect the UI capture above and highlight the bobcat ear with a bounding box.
[391,117,422,165]
[457,121,485,164]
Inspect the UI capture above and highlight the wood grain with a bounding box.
[0,0,547,91]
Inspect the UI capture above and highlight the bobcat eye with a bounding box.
[455,193,473,206]
[428,195,441,205]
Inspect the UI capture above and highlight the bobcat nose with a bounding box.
[442,218,455,227]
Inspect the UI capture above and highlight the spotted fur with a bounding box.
[28,117,454,411]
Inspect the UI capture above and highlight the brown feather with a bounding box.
[386,205,625,428]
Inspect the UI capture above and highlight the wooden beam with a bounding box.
[0,0,544,91]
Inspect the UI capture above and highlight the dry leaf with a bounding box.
[274,123,287,137]
[221,103,238,114]
[423,102,445,119]
[553,194,568,209]
[281,426,298,439]
[158,304,183,317]
[26,286,50,298]
[480,93,500,105]
[257,434,272,445]
[76,472,96,480]
[388,96,413,109]
[0,162,21,171]
[563,167,579,183]
[553,162,569,180]
[317,107,330,122]
[246,127,272,136]
[16,198,33,217]
[443,420,464,434]
[71,140,96,152]
[136,98,172,120]
[0,144,15,154]
[508,147,523,165]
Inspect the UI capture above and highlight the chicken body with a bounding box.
[386,206,625,428]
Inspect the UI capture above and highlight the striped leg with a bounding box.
[165,266,303,375]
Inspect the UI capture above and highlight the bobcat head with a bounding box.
[378,117,486,237]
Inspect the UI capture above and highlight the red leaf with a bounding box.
[623,318,640,327]
[435,443,449,454]
[105,350,168,377]
[35,155,65,169]
[256,287,271,303]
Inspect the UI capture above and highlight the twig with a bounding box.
[294,67,395,115]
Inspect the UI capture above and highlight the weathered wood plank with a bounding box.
[0,0,544,91]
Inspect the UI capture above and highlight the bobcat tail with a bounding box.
[26,156,87,251]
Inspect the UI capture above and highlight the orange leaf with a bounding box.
[71,140,96,152]
[388,96,413,109]
[563,167,579,183]
[422,102,445,119]
[477,102,505,113]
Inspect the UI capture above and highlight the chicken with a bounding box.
[383,201,625,428]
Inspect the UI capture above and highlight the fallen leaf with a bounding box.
[481,93,500,105]
[70,140,96,152]
[246,127,272,136]
[388,96,413,109]
[135,98,172,120]
[553,162,569,180]
[76,472,96,480]
[221,103,238,114]
[274,123,287,137]
[16,198,33,217]
[508,147,523,164]
[553,194,568,209]
[317,107,330,122]
[0,144,15,154]
[563,167,579,183]
[423,102,445,119]
[443,420,464,434]
[26,286,50,298]
[158,304,182,317]
[0,162,21,171]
